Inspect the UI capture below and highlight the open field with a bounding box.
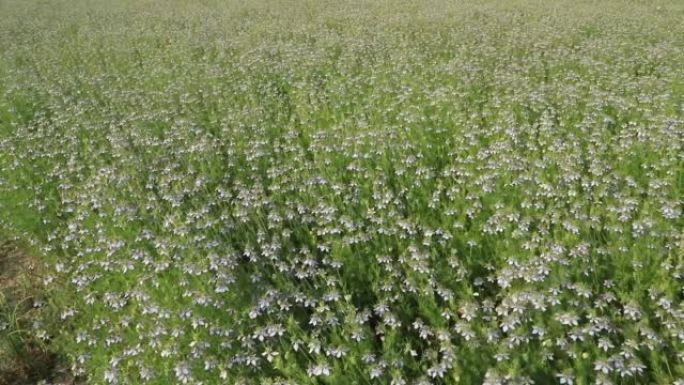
[0,0,683,384]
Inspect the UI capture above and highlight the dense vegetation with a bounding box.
[1,1,683,384]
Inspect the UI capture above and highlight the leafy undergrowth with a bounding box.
[0,239,75,385]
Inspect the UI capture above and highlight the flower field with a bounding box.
[0,1,682,384]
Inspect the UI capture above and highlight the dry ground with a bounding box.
[0,240,73,385]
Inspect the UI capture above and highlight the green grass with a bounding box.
[0,0,683,384]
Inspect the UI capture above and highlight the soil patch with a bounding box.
[0,240,72,385]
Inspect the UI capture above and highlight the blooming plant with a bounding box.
[0,0,682,384]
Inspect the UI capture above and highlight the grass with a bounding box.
[0,0,683,384]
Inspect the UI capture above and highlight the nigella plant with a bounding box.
[0,1,683,384]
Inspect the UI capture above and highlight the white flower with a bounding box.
[174,362,192,384]
[307,363,331,377]
[556,372,574,385]
[104,368,118,384]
